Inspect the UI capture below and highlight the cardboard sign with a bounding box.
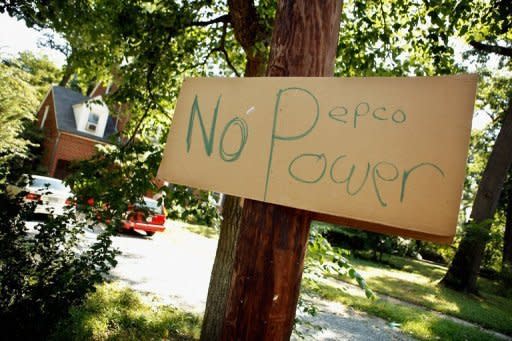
[158,76,477,243]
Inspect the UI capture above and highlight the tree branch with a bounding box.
[470,41,512,57]
[220,48,240,77]
[189,14,230,27]
[217,21,241,77]
[196,21,241,77]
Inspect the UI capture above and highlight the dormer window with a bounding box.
[86,112,99,132]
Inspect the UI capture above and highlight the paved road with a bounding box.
[87,221,413,340]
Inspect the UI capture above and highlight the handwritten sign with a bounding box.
[158,76,477,243]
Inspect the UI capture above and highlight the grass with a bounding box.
[304,280,502,341]
[175,220,219,239]
[174,222,512,336]
[334,254,512,336]
[51,283,201,340]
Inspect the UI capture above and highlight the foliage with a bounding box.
[462,75,512,219]
[1,0,234,139]
[51,283,201,340]
[305,227,374,298]
[454,0,511,67]
[66,139,220,230]
[336,0,461,77]
[0,52,62,184]
[456,74,512,283]
[5,51,62,98]
[317,222,424,263]
[66,139,163,229]
[482,213,506,275]
[293,227,373,337]
[441,0,512,290]
[163,185,221,228]
[0,187,118,338]
[415,241,456,265]
[0,57,39,182]
[294,227,374,336]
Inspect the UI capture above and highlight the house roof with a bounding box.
[52,86,118,143]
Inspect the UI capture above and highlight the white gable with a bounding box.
[72,97,110,138]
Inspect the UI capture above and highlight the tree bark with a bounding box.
[266,1,341,77]
[200,3,268,339]
[221,201,312,340]
[502,178,512,283]
[220,1,343,340]
[227,0,270,77]
[58,64,73,87]
[200,195,243,341]
[442,102,512,292]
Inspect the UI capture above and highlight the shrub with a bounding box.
[163,184,221,228]
[0,188,118,338]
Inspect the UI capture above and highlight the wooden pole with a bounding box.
[221,1,343,340]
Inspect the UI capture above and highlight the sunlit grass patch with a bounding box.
[51,283,201,340]
[306,281,501,341]
[335,254,512,335]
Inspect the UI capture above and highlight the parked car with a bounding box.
[7,174,73,216]
[120,197,166,236]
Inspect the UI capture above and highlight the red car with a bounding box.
[121,197,166,236]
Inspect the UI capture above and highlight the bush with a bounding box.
[482,215,506,273]
[163,184,221,228]
[318,224,406,262]
[416,242,455,265]
[0,188,118,338]
[314,222,458,265]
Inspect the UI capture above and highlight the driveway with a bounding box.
[108,221,217,312]
[86,220,412,340]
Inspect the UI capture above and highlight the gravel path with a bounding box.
[319,277,512,341]
[104,221,415,340]
[293,298,414,340]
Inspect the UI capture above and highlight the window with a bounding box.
[86,112,99,132]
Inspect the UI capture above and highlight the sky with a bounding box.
[0,13,66,67]
[0,12,493,129]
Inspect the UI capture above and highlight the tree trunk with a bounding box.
[221,201,312,340]
[58,64,73,87]
[502,179,512,285]
[220,1,343,340]
[200,195,243,341]
[442,102,512,292]
[200,2,268,339]
[227,0,270,78]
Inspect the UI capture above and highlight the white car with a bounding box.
[8,175,74,216]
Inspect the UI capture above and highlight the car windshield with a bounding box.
[142,198,163,214]
[30,177,70,192]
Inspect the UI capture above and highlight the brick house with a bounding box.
[36,84,124,179]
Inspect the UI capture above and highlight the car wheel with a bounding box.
[146,232,155,237]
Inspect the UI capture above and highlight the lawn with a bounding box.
[304,280,503,341]
[175,220,219,239]
[332,254,512,336]
[51,283,201,340]
[181,223,512,338]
